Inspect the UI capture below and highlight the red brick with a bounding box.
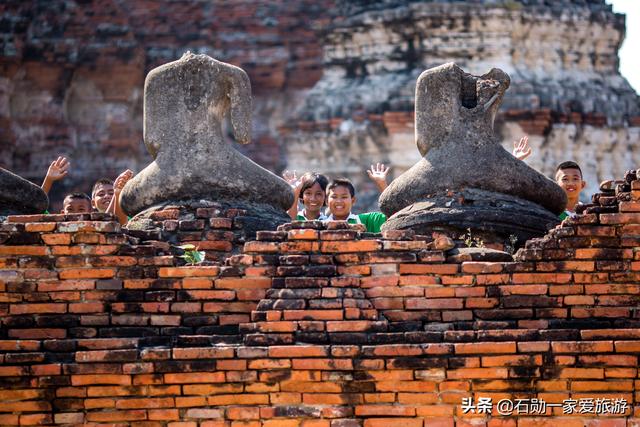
[454,342,516,355]
[406,298,462,309]
[72,374,132,386]
[148,409,180,421]
[292,359,352,370]
[0,246,48,255]
[481,354,542,367]
[227,406,259,420]
[8,329,66,339]
[558,368,604,379]
[158,266,220,277]
[41,233,72,245]
[461,262,504,273]
[172,348,234,359]
[398,264,458,275]
[326,320,380,332]
[10,303,66,314]
[563,295,594,305]
[600,213,640,224]
[287,229,319,240]
[164,372,226,384]
[59,268,115,279]
[116,397,175,409]
[269,346,328,358]
[511,273,572,284]
[243,241,280,253]
[86,410,147,422]
[215,277,271,289]
[447,368,509,379]
[499,284,547,295]
[320,241,381,253]
[398,275,439,286]
[476,274,510,285]
[355,405,416,416]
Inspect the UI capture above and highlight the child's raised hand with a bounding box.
[46,156,69,181]
[367,162,390,192]
[114,169,134,192]
[513,136,532,161]
[282,169,300,189]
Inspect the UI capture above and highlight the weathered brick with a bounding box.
[320,241,381,253]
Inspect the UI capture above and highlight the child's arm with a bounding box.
[367,163,391,192]
[282,170,301,220]
[513,136,532,161]
[41,156,69,195]
[108,169,134,225]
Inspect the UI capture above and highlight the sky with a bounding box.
[609,0,640,93]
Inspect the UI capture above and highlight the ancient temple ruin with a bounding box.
[2,0,638,211]
[1,1,640,425]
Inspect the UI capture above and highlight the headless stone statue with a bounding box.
[120,53,293,216]
[379,63,566,243]
[0,167,48,217]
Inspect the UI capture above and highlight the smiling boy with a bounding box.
[91,178,115,213]
[555,161,586,220]
[325,178,387,233]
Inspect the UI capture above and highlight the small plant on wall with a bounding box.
[178,244,205,265]
[461,228,485,248]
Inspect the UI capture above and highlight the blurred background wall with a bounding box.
[1,0,638,211]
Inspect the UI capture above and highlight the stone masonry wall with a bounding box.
[1,173,640,425]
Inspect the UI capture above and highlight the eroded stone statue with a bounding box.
[0,167,48,217]
[379,63,566,243]
[120,52,293,216]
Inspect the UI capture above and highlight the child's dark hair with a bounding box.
[64,193,91,203]
[92,178,114,198]
[298,172,329,202]
[556,161,582,176]
[327,178,356,198]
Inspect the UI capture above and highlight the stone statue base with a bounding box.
[381,188,560,247]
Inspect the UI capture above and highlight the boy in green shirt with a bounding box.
[555,161,586,220]
[324,177,387,233]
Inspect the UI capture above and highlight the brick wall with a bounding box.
[1,175,640,424]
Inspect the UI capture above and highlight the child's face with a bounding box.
[63,198,92,214]
[302,182,325,214]
[92,183,114,212]
[555,168,585,199]
[327,185,355,219]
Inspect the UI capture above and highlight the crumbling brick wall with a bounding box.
[0,176,639,425]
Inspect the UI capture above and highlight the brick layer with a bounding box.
[1,173,640,424]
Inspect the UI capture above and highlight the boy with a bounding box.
[555,161,586,220]
[62,193,92,214]
[324,178,387,233]
[91,178,115,213]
